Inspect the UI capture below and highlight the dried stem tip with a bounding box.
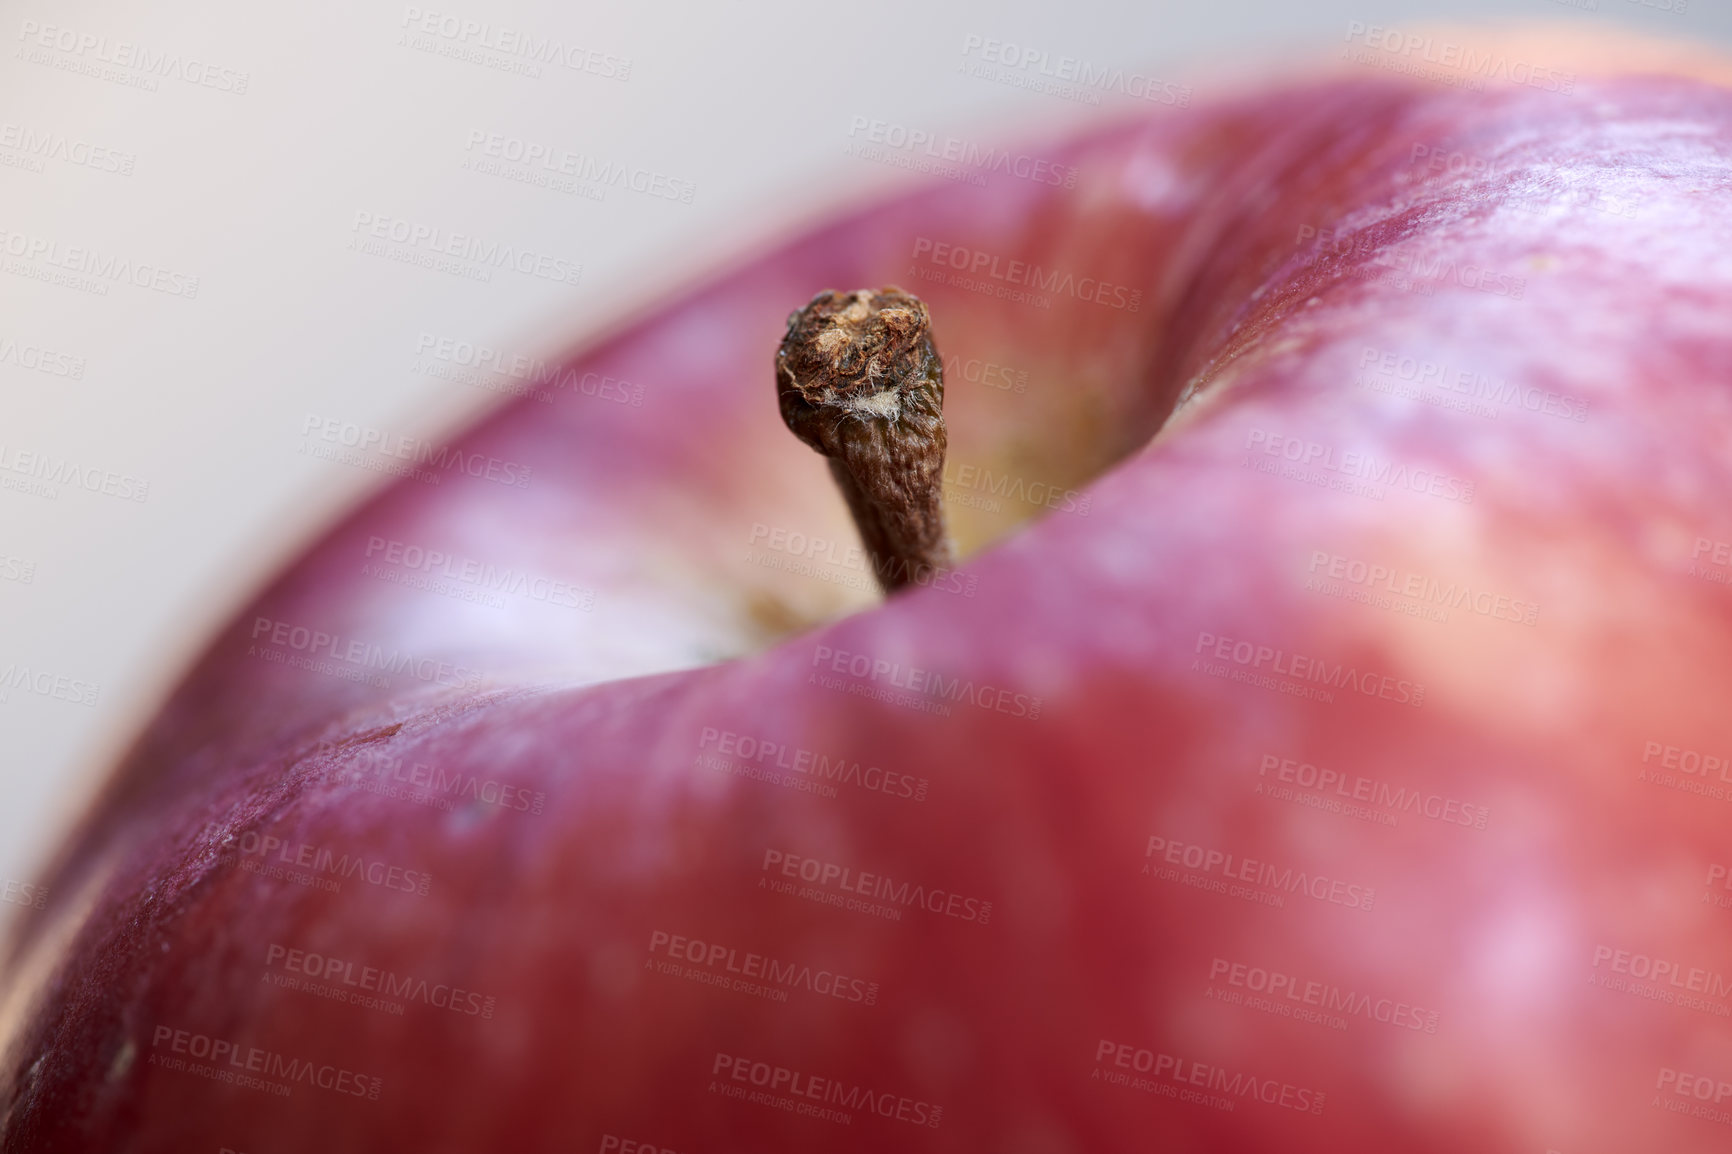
[776,287,953,594]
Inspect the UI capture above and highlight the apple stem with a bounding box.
[776,287,954,595]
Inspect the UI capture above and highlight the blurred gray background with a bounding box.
[1,0,1727,894]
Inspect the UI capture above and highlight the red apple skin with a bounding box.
[7,71,1732,1153]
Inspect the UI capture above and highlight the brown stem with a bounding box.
[775,287,953,595]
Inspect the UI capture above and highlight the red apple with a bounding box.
[6,50,1732,1154]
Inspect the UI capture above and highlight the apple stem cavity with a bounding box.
[776,287,954,595]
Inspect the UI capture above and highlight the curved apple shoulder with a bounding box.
[9,65,1732,1154]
